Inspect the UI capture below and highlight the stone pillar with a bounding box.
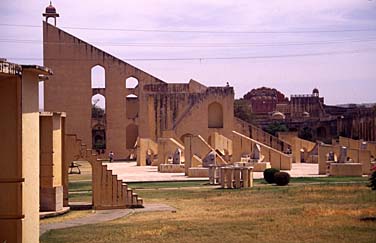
[40,112,66,212]
[233,167,242,189]
[184,136,193,176]
[224,167,234,189]
[241,167,253,188]
[0,62,51,243]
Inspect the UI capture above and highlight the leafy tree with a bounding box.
[368,168,376,191]
[264,122,288,136]
[92,105,105,118]
[299,127,313,141]
[234,99,253,123]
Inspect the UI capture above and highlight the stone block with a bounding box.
[188,167,209,177]
[0,219,22,243]
[252,162,271,172]
[329,163,362,177]
[158,164,185,173]
[40,186,63,212]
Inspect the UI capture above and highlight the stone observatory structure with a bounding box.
[43,10,234,160]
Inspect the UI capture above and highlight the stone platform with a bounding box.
[40,207,70,219]
[105,162,323,183]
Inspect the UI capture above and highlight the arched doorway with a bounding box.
[126,124,139,149]
[68,159,93,208]
[208,102,224,128]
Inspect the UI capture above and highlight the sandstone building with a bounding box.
[242,87,376,143]
[43,10,234,161]
[0,59,51,243]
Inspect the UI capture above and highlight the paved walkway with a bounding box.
[40,203,176,236]
[105,162,323,182]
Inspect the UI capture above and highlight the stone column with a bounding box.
[40,112,65,212]
[0,62,50,243]
[233,167,242,189]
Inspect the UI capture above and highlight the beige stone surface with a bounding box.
[184,135,227,175]
[105,162,322,182]
[40,112,66,212]
[339,136,376,157]
[158,164,185,173]
[63,134,144,210]
[157,138,185,166]
[44,22,234,162]
[278,132,317,163]
[188,167,210,177]
[329,163,363,177]
[318,143,372,175]
[0,61,51,243]
[232,131,292,170]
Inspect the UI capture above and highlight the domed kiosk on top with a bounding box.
[271,111,286,120]
[43,1,60,26]
[312,88,319,97]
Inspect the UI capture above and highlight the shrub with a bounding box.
[263,168,280,184]
[368,171,376,191]
[274,172,290,186]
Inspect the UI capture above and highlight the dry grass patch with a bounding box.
[41,210,93,225]
[41,183,376,243]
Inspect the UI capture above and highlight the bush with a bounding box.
[274,172,290,186]
[368,171,376,190]
[263,168,280,184]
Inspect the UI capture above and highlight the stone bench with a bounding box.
[68,162,81,174]
[188,167,209,177]
[158,164,185,173]
[329,163,363,177]
[220,166,253,189]
[234,162,271,172]
[208,165,222,185]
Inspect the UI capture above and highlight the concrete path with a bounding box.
[105,162,324,182]
[40,203,176,236]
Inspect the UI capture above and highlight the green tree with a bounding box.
[234,99,253,123]
[299,127,313,141]
[92,105,105,118]
[264,122,288,136]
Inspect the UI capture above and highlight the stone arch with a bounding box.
[208,102,224,128]
[68,159,93,206]
[92,124,106,151]
[126,124,138,149]
[91,65,105,89]
[125,77,139,89]
[92,94,106,151]
[126,94,139,119]
[92,94,106,111]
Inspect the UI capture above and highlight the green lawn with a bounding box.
[42,179,376,243]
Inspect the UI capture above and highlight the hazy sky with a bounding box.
[1,0,376,106]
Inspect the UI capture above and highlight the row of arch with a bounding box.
[91,65,139,151]
[91,65,139,89]
[91,94,138,118]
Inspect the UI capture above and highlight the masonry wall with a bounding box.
[40,112,64,211]
[0,70,40,243]
[21,70,40,243]
[43,22,165,158]
[0,75,22,243]
[142,84,234,143]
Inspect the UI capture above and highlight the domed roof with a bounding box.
[271,111,285,120]
[312,88,319,94]
[46,2,56,14]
